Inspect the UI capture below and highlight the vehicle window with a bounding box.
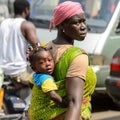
[30,0,59,20]
[30,0,119,33]
[116,21,120,34]
[85,0,118,33]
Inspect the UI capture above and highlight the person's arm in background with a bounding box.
[65,54,88,120]
[21,21,41,50]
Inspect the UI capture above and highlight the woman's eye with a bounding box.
[72,22,80,26]
[71,21,80,26]
[83,20,86,24]
[76,22,80,26]
[72,21,78,24]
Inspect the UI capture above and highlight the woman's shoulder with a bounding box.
[72,46,88,55]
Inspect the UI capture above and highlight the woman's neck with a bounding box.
[53,32,74,45]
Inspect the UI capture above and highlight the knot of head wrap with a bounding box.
[49,1,84,32]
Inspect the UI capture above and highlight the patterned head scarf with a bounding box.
[49,1,84,31]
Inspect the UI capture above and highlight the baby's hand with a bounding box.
[60,98,68,108]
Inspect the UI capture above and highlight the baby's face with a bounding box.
[33,51,54,74]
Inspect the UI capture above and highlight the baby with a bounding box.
[29,46,67,107]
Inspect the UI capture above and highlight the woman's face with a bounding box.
[62,13,87,41]
[32,51,54,75]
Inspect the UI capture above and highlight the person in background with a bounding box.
[29,1,97,120]
[0,0,40,86]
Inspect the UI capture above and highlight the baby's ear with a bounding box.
[30,64,35,71]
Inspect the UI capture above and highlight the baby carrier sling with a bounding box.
[54,46,96,98]
[53,46,97,120]
[29,46,97,120]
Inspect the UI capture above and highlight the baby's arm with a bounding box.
[42,79,68,107]
[33,73,68,107]
[47,90,68,108]
[47,90,62,104]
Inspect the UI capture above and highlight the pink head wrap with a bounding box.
[49,1,84,32]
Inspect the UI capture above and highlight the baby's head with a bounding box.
[29,46,54,75]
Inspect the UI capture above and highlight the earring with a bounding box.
[63,29,65,33]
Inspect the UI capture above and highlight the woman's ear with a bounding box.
[60,24,63,30]
[59,24,65,33]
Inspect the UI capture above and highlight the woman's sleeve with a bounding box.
[66,54,88,81]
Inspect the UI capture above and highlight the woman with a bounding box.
[29,1,96,120]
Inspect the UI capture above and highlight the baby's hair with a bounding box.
[29,46,52,63]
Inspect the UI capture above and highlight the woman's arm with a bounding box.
[65,77,85,120]
[64,54,88,120]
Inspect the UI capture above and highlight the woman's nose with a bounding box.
[81,22,86,29]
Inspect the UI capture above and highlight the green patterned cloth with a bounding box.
[29,47,97,120]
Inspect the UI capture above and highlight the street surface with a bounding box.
[91,94,120,120]
[0,93,120,120]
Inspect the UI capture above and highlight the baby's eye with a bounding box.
[48,58,53,62]
[39,61,45,64]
